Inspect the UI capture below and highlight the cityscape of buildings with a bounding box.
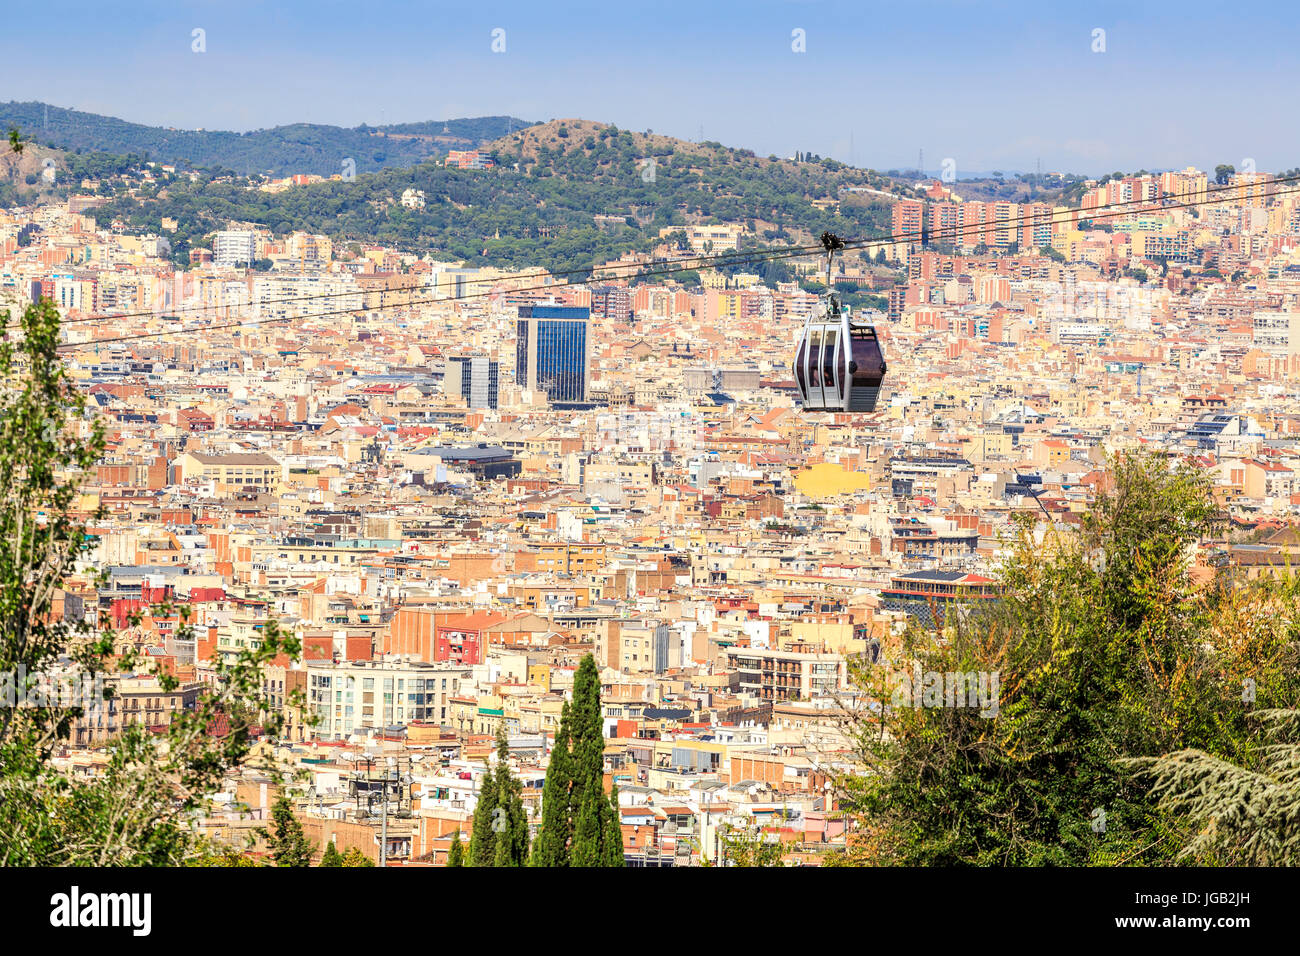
[8,156,1300,867]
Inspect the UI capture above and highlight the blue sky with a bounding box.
[6,0,1298,175]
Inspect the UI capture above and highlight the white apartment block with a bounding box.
[213,230,259,268]
[307,658,471,739]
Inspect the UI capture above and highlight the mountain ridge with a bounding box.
[0,101,534,176]
[86,117,915,273]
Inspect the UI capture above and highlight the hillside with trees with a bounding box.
[0,101,532,176]
[0,134,152,210]
[85,118,913,274]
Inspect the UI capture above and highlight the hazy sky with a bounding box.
[5,0,1298,175]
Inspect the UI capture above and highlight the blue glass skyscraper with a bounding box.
[516,305,590,403]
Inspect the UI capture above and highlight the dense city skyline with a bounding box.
[1,2,1297,916]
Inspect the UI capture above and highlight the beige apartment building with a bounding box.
[172,451,283,496]
[600,619,671,675]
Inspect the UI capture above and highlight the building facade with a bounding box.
[516,305,591,403]
[447,355,500,409]
[213,230,258,268]
[307,659,470,738]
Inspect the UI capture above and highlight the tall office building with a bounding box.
[516,305,591,403]
[446,355,500,409]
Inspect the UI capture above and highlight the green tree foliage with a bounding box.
[0,102,529,176]
[339,846,374,867]
[188,846,262,867]
[447,829,465,867]
[531,701,573,866]
[490,727,530,867]
[86,124,900,274]
[320,840,344,867]
[531,654,623,867]
[468,756,498,867]
[263,791,314,867]
[1126,709,1300,864]
[720,820,787,867]
[601,784,624,867]
[467,726,529,867]
[837,451,1300,865]
[0,300,306,866]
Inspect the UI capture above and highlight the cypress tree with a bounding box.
[531,700,574,866]
[447,829,465,867]
[468,758,498,867]
[491,725,530,866]
[319,840,344,867]
[572,655,623,866]
[571,790,603,866]
[569,655,603,817]
[535,654,625,867]
[602,785,625,866]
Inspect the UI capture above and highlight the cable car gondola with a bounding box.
[793,232,887,413]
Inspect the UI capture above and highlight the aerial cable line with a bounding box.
[25,171,1292,332]
[29,168,1292,333]
[46,177,1300,350]
[19,171,1290,333]
[21,236,833,331]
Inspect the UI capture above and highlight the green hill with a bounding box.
[0,135,145,209]
[0,102,533,176]
[89,118,914,274]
